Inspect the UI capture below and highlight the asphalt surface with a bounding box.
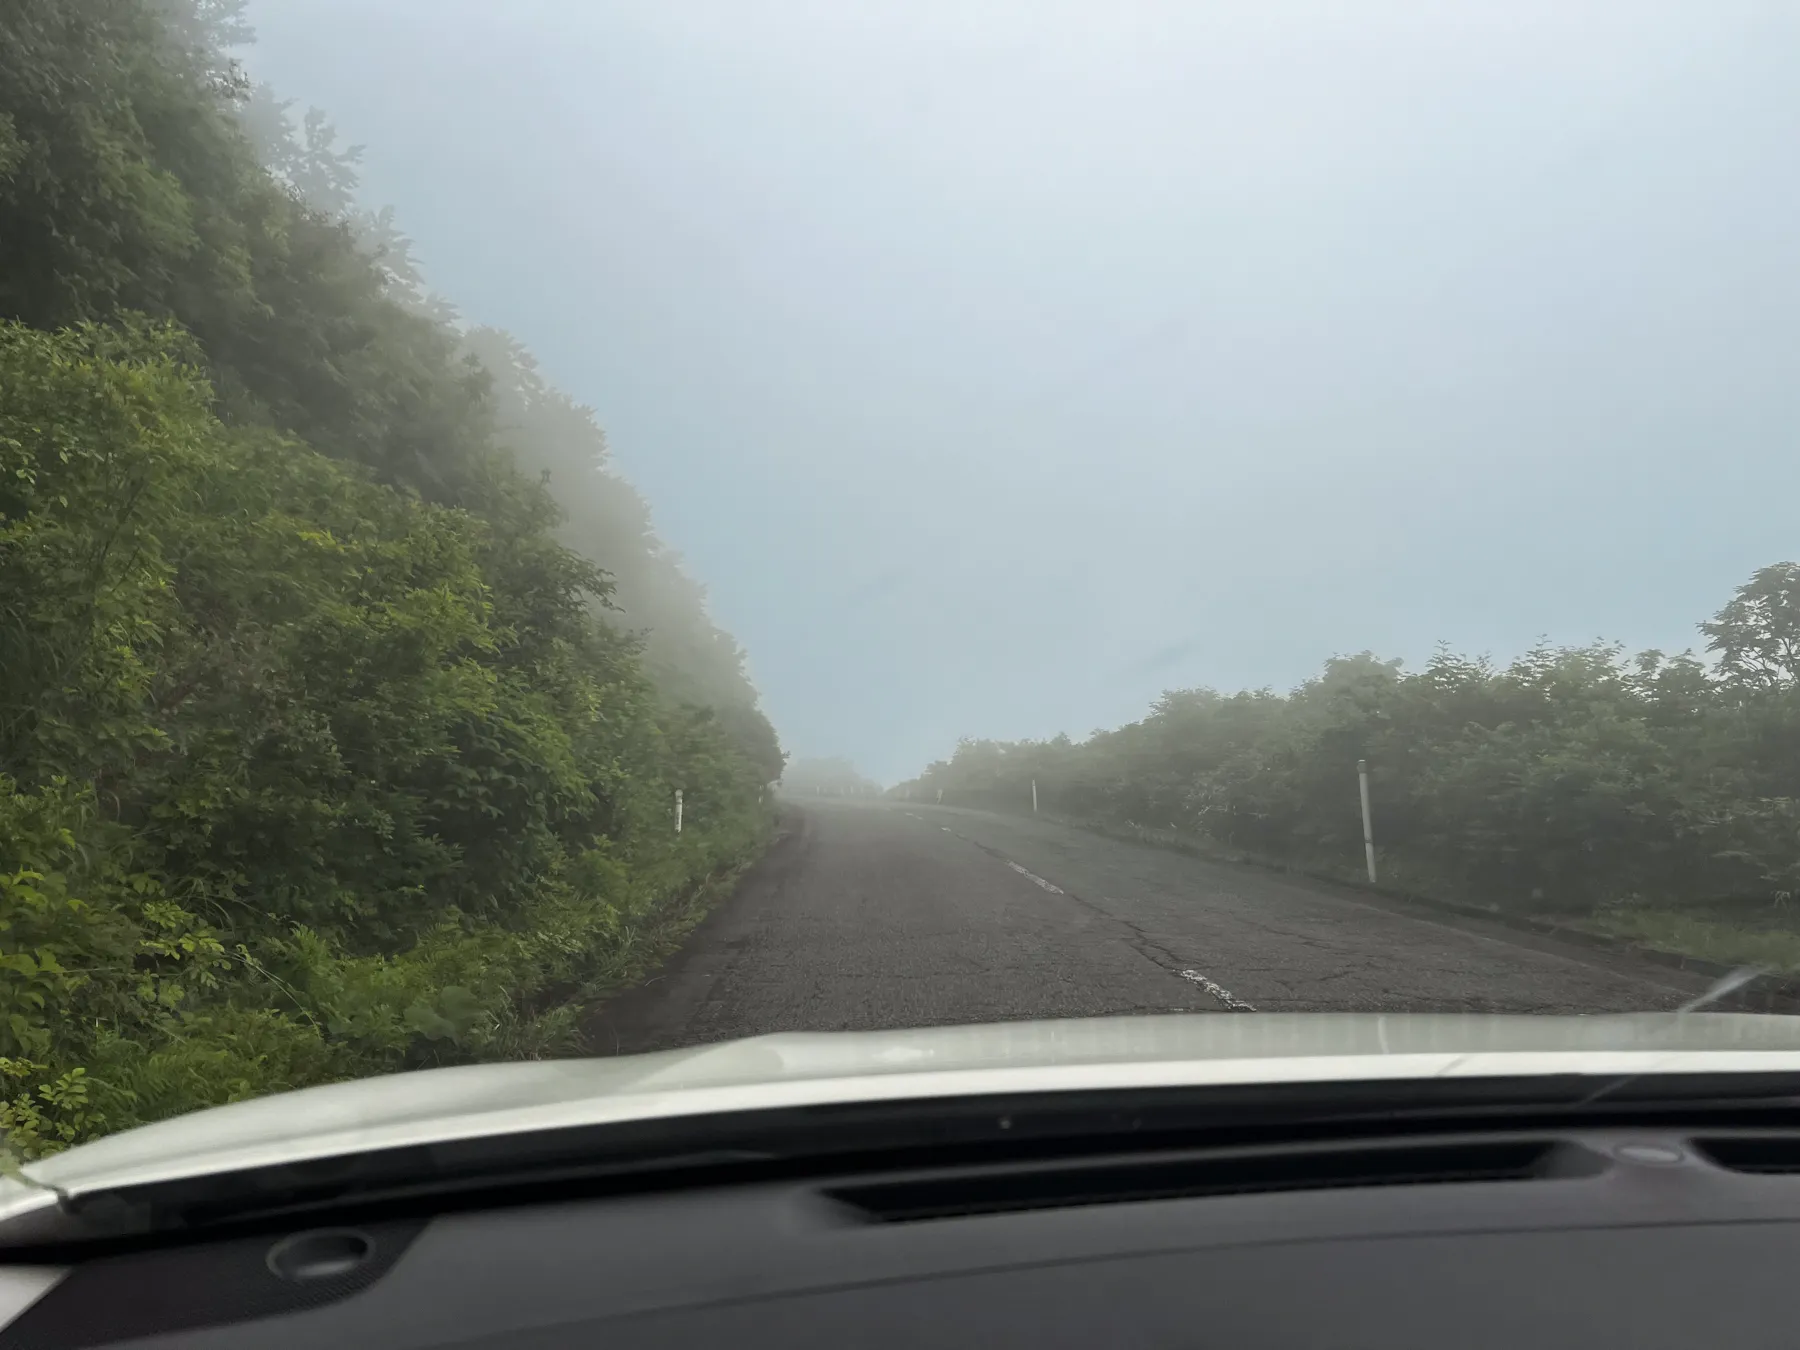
[588,800,1711,1054]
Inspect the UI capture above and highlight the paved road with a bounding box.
[588,800,1709,1054]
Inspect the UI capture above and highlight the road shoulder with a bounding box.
[582,806,812,1055]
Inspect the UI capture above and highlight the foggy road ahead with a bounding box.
[590,801,1709,1054]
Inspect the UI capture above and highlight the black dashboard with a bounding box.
[7,1121,1800,1349]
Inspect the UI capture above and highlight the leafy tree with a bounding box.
[464,327,784,782]
[1702,562,1800,693]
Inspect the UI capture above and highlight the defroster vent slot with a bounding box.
[829,1139,1558,1223]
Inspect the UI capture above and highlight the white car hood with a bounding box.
[11,1012,1800,1219]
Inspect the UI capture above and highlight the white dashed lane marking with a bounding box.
[1006,861,1065,895]
[918,815,1254,1012]
[1179,968,1256,1011]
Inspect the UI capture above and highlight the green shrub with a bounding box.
[0,322,773,1155]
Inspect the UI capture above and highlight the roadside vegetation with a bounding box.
[897,565,1800,972]
[0,0,780,1154]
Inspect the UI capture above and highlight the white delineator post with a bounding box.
[675,788,684,835]
[1031,779,1039,813]
[936,788,943,804]
[1356,759,1376,884]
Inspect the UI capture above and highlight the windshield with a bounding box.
[1,0,1796,1160]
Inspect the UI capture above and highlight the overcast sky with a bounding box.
[242,0,1800,782]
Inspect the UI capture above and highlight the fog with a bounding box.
[241,0,1800,783]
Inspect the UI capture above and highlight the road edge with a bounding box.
[580,805,812,1055]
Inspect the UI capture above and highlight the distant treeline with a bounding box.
[896,565,1800,920]
[781,758,883,797]
[0,0,779,1153]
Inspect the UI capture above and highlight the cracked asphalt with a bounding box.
[587,800,1711,1054]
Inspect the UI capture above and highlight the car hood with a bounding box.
[12,1011,1800,1215]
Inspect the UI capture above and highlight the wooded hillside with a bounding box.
[0,0,779,1153]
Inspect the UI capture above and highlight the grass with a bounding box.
[1581,907,1800,975]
